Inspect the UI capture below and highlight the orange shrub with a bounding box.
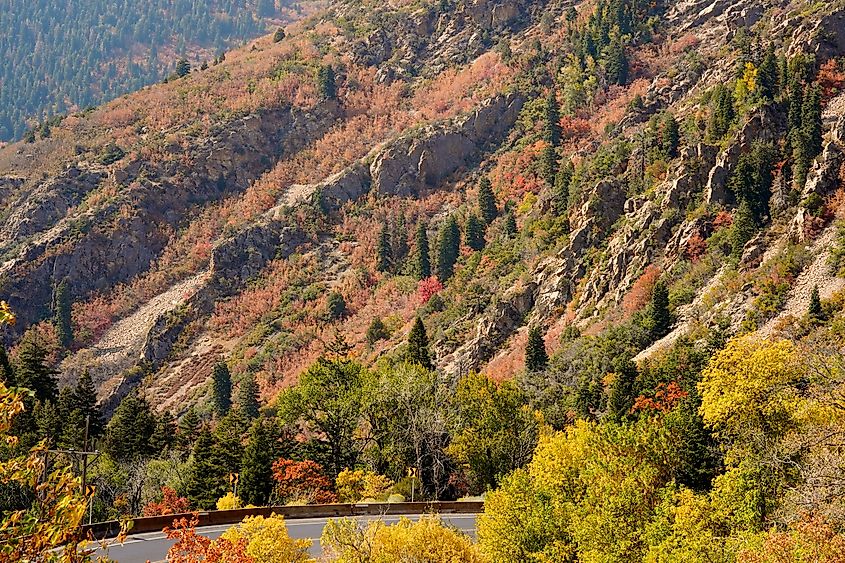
[165,516,251,563]
[632,382,689,413]
[622,265,661,317]
[684,233,707,262]
[271,459,337,505]
[142,487,190,517]
[713,210,733,230]
[818,59,845,104]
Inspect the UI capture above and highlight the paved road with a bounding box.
[94,514,478,562]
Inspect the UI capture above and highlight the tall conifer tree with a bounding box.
[478,177,498,224]
[211,362,233,417]
[407,317,433,371]
[414,222,431,280]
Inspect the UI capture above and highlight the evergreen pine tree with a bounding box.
[407,317,433,370]
[318,65,337,100]
[103,393,158,462]
[478,177,498,224]
[545,91,561,147]
[708,84,735,141]
[214,408,248,474]
[605,33,628,85]
[211,362,232,417]
[758,44,779,101]
[186,427,226,509]
[366,317,390,345]
[376,221,392,273]
[661,113,680,159]
[34,400,63,447]
[72,370,104,439]
[737,142,777,224]
[606,358,638,421]
[392,212,409,269]
[175,58,191,78]
[809,285,824,322]
[240,419,283,506]
[540,143,558,187]
[149,411,176,455]
[731,200,757,259]
[648,280,671,340]
[802,83,823,159]
[791,83,821,190]
[53,280,73,348]
[465,213,486,251]
[414,222,431,280]
[525,326,548,373]
[504,210,518,237]
[326,291,347,321]
[238,372,261,421]
[787,77,805,134]
[435,216,460,282]
[178,407,201,451]
[554,159,573,218]
[58,395,86,450]
[14,338,58,402]
[0,345,14,386]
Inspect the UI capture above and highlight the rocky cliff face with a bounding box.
[1,102,341,333]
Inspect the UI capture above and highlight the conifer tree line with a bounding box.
[0,0,296,141]
[699,50,827,260]
[374,179,514,284]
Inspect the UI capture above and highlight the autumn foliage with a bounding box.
[817,59,845,104]
[622,264,662,316]
[166,516,252,563]
[417,276,444,305]
[142,486,191,517]
[271,458,337,505]
[632,382,689,413]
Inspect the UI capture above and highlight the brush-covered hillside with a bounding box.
[3,0,845,559]
[0,0,319,141]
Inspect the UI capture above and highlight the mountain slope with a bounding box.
[1,0,845,421]
[0,0,320,142]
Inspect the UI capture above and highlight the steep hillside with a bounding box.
[0,0,320,141]
[2,0,845,424]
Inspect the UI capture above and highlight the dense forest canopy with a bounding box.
[0,0,298,141]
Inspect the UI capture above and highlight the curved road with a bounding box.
[94,514,478,562]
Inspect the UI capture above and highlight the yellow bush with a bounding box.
[221,514,312,562]
[216,492,242,511]
[322,514,483,563]
[698,337,802,440]
[335,468,393,503]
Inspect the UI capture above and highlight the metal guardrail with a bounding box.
[82,501,484,540]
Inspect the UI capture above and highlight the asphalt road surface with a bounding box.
[93,514,479,562]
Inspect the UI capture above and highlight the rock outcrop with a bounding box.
[705,105,786,205]
[0,102,340,336]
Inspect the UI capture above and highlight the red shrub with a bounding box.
[712,210,733,230]
[271,459,336,505]
[142,487,191,517]
[684,233,707,262]
[417,276,444,304]
[817,59,845,104]
[669,34,700,54]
